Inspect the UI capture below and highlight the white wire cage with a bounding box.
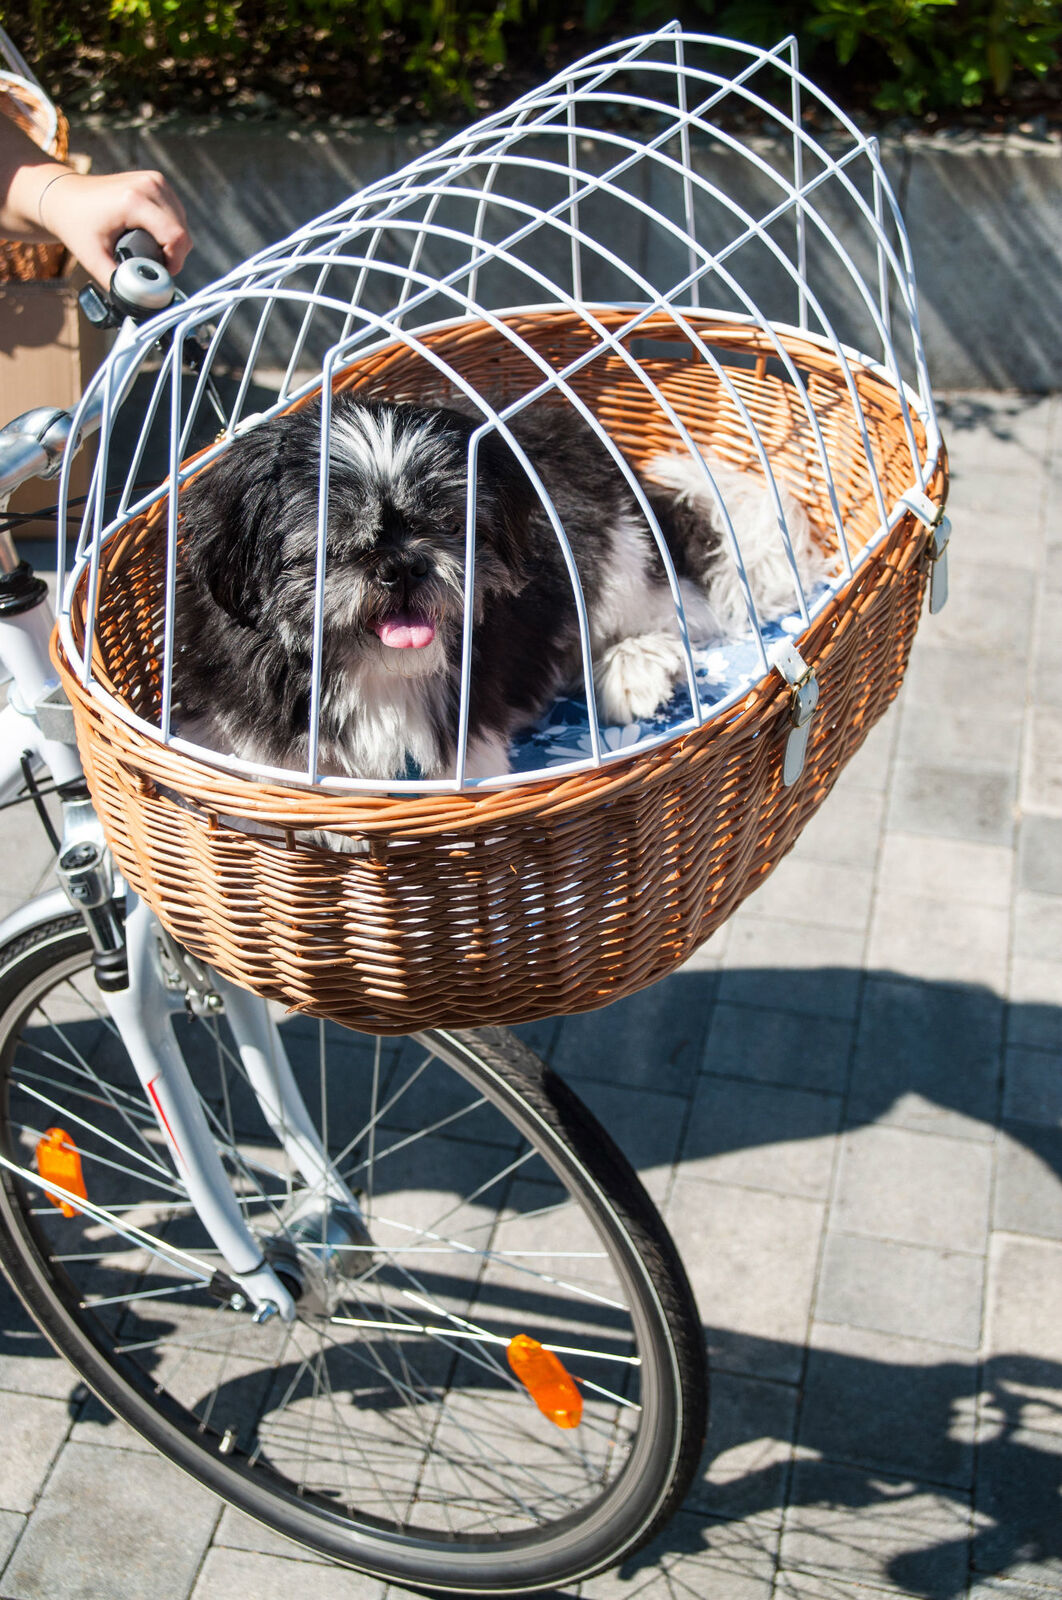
[56,23,946,801]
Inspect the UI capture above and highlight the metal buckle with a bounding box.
[772,640,820,787]
[900,487,951,614]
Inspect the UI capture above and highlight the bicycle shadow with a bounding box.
[2,961,1059,1598]
[545,1341,1062,1600]
[534,961,1062,1597]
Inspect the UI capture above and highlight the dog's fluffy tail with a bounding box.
[645,451,833,635]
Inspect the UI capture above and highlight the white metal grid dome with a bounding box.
[57,23,945,796]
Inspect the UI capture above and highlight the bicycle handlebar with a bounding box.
[115,229,166,267]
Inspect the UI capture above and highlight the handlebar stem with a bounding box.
[0,408,79,575]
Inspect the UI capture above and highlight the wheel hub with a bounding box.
[263,1201,376,1317]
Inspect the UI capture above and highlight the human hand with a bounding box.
[34,166,192,285]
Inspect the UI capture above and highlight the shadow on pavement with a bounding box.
[1,962,1058,1597]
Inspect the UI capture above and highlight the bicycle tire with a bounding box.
[0,915,707,1594]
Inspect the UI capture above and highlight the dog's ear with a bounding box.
[475,430,538,588]
[180,436,286,631]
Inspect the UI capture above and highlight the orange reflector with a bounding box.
[35,1127,87,1218]
[507,1334,583,1429]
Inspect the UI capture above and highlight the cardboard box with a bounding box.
[0,248,110,543]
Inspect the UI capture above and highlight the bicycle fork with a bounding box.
[103,897,370,1322]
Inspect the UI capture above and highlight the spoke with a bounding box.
[19,1005,168,1172]
[258,1328,409,1516]
[579,1375,641,1411]
[211,1015,238,1159]
[311,1312,521,1523]
[82,1280,203,1310]
[297,1337,324,1503]
[501,1198,572,1227]
[313,1283,499,1515]
[306,1338,357,1510]
[350,1275,522,1397]
[54,1249,148,1263]
[118,1331,214,1355]
[353,1238,638,1468]
[375,1310,578,1525]
[318,1018,328,1188]
[364,1034,381,1227]
[424,1146,539,1234]
[30,1192,289,1219]
[194,1313,245,1434]
[0,1146,215,1281]
[313,1305,444,1449]
[332,1273,456,1463]
[12,1118,184,1198]
[246,1319,299,1467]
[367,1210,630,1314]
[290,1327,411,1528]
[329,1315,640,1366]
[15,1062,157,1126]
[341,1096,491,1187]
[324,1050,434,1183]
[14,1078,175,1183]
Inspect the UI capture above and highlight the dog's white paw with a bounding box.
[460,732,513,782]
[595,632,687,723]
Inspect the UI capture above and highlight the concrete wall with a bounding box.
[71,116,1062,392]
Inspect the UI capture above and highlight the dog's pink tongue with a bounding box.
[373,613,436,649]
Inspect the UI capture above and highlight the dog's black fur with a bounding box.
[174,393,729,781]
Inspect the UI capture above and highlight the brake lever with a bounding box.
[78,231,228,431]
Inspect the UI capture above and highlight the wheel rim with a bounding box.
[0,937,678,1570]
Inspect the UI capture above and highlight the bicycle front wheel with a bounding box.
[0,916,706,1594]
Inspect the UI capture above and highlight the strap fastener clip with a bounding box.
[900,487,951,614]
[772,640,819,787]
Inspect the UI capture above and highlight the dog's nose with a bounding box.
[378,553,429,589]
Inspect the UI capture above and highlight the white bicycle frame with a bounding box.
[0,329,362,1321]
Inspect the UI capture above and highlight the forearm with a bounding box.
[0,112,191,283]
[0,115,70,241]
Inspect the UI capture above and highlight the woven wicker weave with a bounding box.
[54,309,946,1033]
[0,72,69,282]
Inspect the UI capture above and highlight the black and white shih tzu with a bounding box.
[173,393,829,783]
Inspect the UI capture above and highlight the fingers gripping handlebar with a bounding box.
[79,229,178,329]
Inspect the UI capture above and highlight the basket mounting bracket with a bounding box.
[772,641,819,788]
[900,488,951,615]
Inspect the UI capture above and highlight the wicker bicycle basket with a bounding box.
[54,30,948,1034]
[0,69,69,282]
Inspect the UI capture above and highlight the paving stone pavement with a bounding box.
[0,390,1059,1599]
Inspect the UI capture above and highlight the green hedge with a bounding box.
[7,0,1061,122]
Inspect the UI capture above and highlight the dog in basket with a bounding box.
[174,394,828,782]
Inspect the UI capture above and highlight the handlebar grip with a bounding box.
[115,229,165,266]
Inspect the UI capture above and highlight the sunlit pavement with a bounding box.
[1,391,1059,1600]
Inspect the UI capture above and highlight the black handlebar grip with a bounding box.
[115,229,166,266]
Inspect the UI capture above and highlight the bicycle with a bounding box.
[0,239,708,1595]
[0,24,950,1595]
